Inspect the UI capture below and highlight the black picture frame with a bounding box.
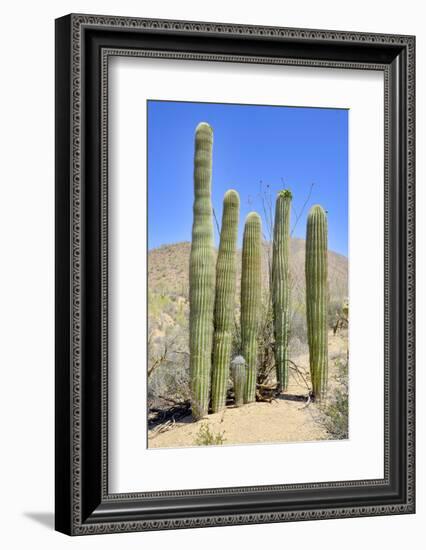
[55,13,415,535]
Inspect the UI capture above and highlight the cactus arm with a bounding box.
[189,122,216,419]
[211,190,240,413]
[305,204,329,400]
[241,212,262,403]
[272,190,292,392]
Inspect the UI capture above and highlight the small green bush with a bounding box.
[194,423,226,446]
[322,388,348,439]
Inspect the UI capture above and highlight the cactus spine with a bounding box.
[272,190,292,392]
[189,122,215,419]
[305,205,329,401]
[211,190,240,413]
[241,212,262,403]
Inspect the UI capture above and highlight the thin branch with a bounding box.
[147,359,163,379]
[157,395,188,406]
[299,393,312,409]
[291,182,315,236]
[287,358,311,391]
[212,207,221,237]
[147,333,180,378]
[291,201,300,221]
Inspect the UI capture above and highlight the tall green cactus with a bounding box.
[241,212,262,403]
[305,205,329,401]
[211,190,240,413]
[189,122,215,419]
[272,190,292,392]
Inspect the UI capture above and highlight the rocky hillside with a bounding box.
[148,239,348,306]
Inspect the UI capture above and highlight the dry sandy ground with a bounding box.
[148,331,347,449]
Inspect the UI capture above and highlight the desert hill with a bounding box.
[148,238,348,306]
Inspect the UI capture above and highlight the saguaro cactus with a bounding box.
[211,190,240,413]
[305,205,329,401]
[241,212,262,403]
[189,122,215,419]
[230,356,247,407]
[272,190,292,392]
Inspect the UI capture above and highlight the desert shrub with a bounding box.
[328,299,342,329]
[148,291,172,318]
[148,319,190,407]
[320,357,349,439]
[256,289,311,388]
[322,388,348,439]
[174,299,188,326]
[148,354,190,406]
[256,293,276,386]
[194,423,226,446]
[232,288,309,390]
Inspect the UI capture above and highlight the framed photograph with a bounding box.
[55,14,415,535]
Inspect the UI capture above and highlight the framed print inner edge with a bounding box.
[55,13,415,536]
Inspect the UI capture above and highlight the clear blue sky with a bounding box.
[147,100,348,256]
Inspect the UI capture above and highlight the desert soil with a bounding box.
[148,331,348,449]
